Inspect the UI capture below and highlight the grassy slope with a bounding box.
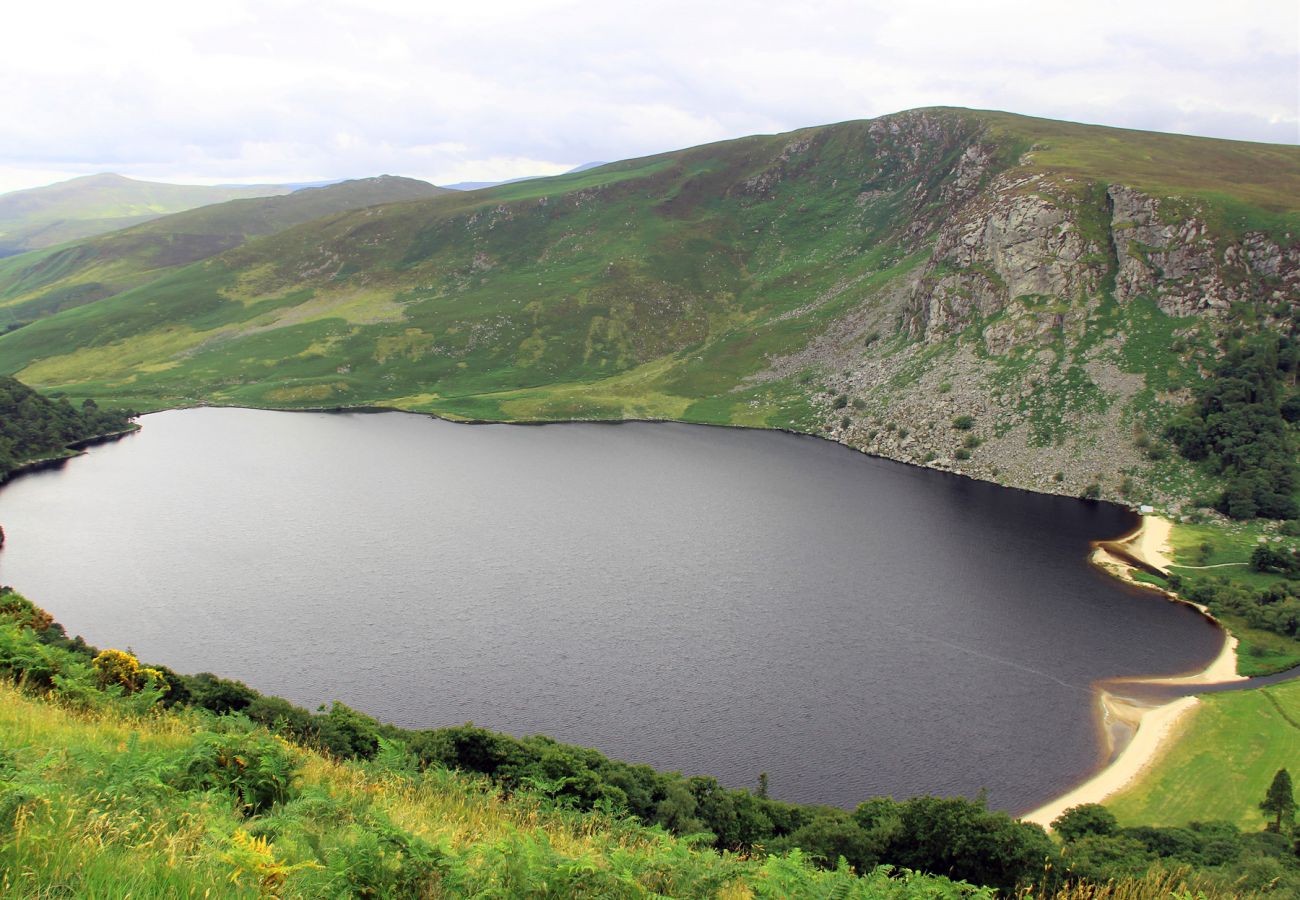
[0,176,446,330]
[0,117,933,422]
[0,174,293,256]
[973,109,1300,219]
[0,679,995,899]
[1104,678,1300,830]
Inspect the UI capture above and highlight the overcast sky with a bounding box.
[2,0,1296,193]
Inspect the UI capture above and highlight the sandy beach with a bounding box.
[1022,514,1243,829]
[1021,693,1200,827]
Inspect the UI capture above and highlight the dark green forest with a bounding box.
[0,376,135,482]
[1166,333,1300,520]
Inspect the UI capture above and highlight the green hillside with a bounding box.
[0,108,1295,511]
[0,173,293,257]
[0,176,446,331]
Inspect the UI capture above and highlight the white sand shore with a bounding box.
[1022,514,1245,829]
[1135,515,1173,571]
[1021,694,1200,828]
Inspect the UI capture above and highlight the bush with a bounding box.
[173,728,300,815]
[832,394,848,410]
[0,590,53,632]
[952,415,975,430]
[185,672,257,715]
[328,820,450,898]
[1053,803,1118,843]
[316,701,383,760]
[1081,483,1102,500]
[1251,544,1298,575]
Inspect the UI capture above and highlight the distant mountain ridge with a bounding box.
[1,108,1296,508]
[0,175,446,330]
[0,173,293,257]
[444,161,610,191]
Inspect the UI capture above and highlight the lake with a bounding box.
[0,407,1224,812]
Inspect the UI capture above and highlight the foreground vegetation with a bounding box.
[1,588,1296,898]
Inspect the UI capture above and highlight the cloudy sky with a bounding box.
[2,0,1296,193]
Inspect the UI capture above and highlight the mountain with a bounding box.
[444,161,610,191]
[0,173,293,257]
[0,175,447,330]
[1,108,1296,509]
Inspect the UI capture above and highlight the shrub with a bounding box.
[1053,803,1118,843]
[328,821,450,898]
[832,394,848,410]
[92,649,166,696]
[1082,483,1102,500]
[185,672,257,714]
[952,415,975,430]
[0,590,53,632]
[955,448,971,460]
[316,701,384,760]
[173,728,301,815]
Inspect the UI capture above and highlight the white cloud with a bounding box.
[0,0,1294,192]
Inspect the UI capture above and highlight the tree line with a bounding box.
[1165,333,1300,520]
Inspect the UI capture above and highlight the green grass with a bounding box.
[1,679,1007,899]
[970,108,1300,217]
[1105,678,1300,830]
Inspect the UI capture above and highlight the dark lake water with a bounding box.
[0,408,1224,812]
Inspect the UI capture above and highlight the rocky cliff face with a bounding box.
[775,122,1300,510]
[906,179,1297,343]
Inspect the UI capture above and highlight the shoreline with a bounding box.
[0,424,140,488]
[1022,514,1246,828]
[0,410,1247,826]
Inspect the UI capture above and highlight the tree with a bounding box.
[1260,768,1295,833]
[1052,803,1118,843]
